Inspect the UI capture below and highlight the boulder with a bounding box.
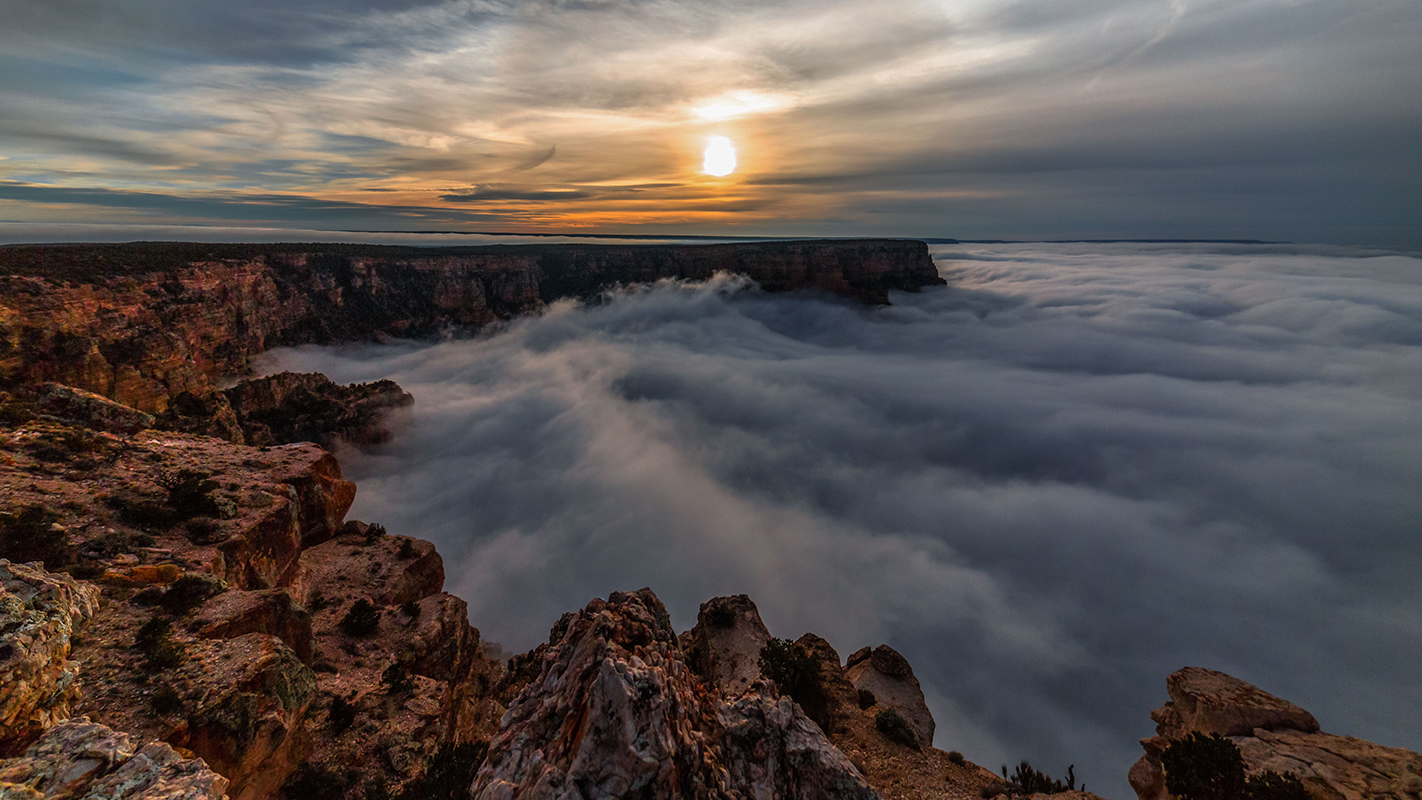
[1129,667,1422,800]
[845,645,935,749]
[194,589,313,665]
[34,384,154,435]
[472,588,877,800]
[795,633,861,736]
[381,539,444,607]
[222,373,413,451]
[167,634,315,800]
[0,561,100,751]
[0,718,228,799]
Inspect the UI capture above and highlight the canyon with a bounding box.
[0,240,1416,800]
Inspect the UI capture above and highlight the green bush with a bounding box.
[1162,732,1307,800]
[340,599,381,637]
[151,685,184,716]
[704,604,737,629]
[382,661,414,695]
[999,761,1072,794]
[758,638,833,730]
[875,708,919,749]
[948,750,966,766]
[329,695,357,732]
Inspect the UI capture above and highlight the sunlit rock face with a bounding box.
[0,561,99,751]
[0,240,940,412]
[1129,667,1422,800]
[0,718,228,799]
[472,588,877,800]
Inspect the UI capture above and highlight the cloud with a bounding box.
[2,0,1419,242]
[265,243,1422,798]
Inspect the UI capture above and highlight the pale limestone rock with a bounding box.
[0,562,99,749]
[0,718,227,799]
[678,594,771,698]
[845,645,935,749]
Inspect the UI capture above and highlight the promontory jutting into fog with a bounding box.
[264,242,1422,800]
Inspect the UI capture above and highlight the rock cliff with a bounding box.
[0,718,228,799]
[0,240,942,413]
[1129,667,1422,800]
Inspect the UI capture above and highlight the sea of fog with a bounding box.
[261,243,1422,799]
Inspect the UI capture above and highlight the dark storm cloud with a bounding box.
[267,244,1422,799]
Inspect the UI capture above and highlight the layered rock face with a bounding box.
[0,562,99,753]
[0,393,504,800]
[1130,667,1422,800]
[0,718,228,799]
[473,588,877,800]
[0,240,942,413]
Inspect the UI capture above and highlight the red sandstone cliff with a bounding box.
[0,240,942,413]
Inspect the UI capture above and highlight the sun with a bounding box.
[703,136,736,177]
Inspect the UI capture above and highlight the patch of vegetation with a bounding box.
[1162,732,1309,800]
[329,695,357,732]
[134,615,186,671]
[757,638,833,730]
[995,761,1074,795]
[382,661,415,696]
[875,708,919,749]
[151,685,185,716]
[158,468,220,520]
[184,517,224,545]
[398,742,488,800]
[0,504,70,567]
[948,750,966,766]
[339,599,382,637]
[24,428,113,467]
[281,764,350,800]
[857,688,877,709]
[397,538,416,559]
[160,573,222,615]
[401,601,421,621]
[106,489,176,531]
[364,523,388,544]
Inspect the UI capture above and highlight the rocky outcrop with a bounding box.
[204,372,413,449]
[34,383,155,435]
[0,718,228,799]
[1130,667,1422,800]
[0,240,941,413]
[679,594,772,698]
[193,590,313,665]
[473,588,877,800]
[0,562,99,753]
[846,645,935,749]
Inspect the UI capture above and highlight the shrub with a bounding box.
[134,616,186,671]
[340,599,381,637]
[401,601,421,621]
[364,523,387,543]
[158,469,219,520]
[999,761,1072,794]
[875,708,919,749]
[398,742,488,800]
[329,695,357,732]
[160,573,222,615]
[1162,733,1309,800]
[151,685,184,716]
[397,538,416,559]
[948,750,966,766]
[107,490,176,530]
[184,517,224,544]
[758,638,833,730]
[281,764,349,800]
[857,688,877,709]
[0,504,69,567]
[382,661,414,695]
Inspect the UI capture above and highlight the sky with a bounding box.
[2,0,1420,245]
[265,242,1422,799]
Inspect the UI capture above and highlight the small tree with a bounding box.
[1162,732,1308,800]
[340,599,381,637]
